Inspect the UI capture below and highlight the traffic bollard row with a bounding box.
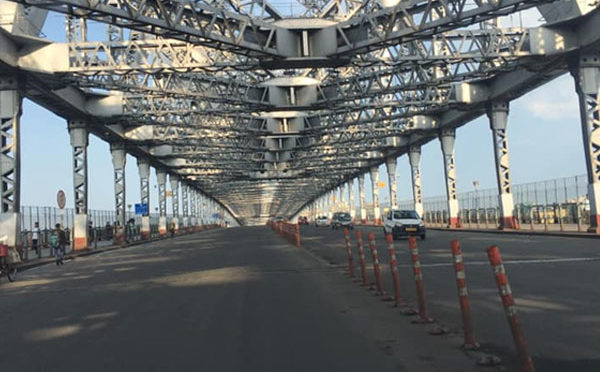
[343,228,355,277]
[267,221,301,247]
[408,236,434,323]
[450,240,479,349]
[355,231,369,286]
[367,232,385,296]
[385,233,405,307]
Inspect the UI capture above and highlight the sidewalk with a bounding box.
[426,223,600,239]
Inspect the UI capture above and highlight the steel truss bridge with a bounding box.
[1,0,600,247]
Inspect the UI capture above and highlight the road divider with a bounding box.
[367,232,385,296]
[267,221,301,247]
[355,230,369,286]
[385,233,405,307]
[343,228,355,277]
[408,236,434,323]
[450,240,479,349]
[487,245,535,372]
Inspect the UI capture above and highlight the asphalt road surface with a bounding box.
[301,224,600,372]
[0,227,501,372]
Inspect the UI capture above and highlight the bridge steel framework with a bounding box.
[0,0,600,246]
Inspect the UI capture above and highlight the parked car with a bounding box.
[315,216,329,227]
[331,212,353,230]
[383,210,426,240]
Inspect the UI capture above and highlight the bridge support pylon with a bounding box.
[68,121,89,249]
[170,176,180,234]
[370,166,381,225]
[386,157,398,210]
[157,170,167,237]
[348,178,356,221]
[0,75,21,250]
[440,129,460,228]
[137,158,151,240]
[110,143,126,245]
[571,54,600,234]
[409,146,424,217]
[358,174,367,224]
[488,102,519,230]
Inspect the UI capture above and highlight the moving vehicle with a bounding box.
[383,210,426,240]
[298,216,309,225]
[331,212,353,230]
[315,216,329,227]
[0,244,18,282]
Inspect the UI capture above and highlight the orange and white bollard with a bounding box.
[367,232,385,295]
[487,245,536,372]
[355,230,368,286]
[343,228,355,277]
[385,233,405,307]
[450,240,479,349]
[294,223,300,247]
[408,236,434,323]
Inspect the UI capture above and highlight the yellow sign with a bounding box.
[166,191,173,197]
[377,181,386,188]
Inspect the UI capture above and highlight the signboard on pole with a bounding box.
[57,190,66,209]
[166,191,173,197]
[377,181,386,188]
[135,203,148,215]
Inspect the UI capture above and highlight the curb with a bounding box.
[427,227,600,239]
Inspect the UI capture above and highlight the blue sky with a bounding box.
[19,7,588,211]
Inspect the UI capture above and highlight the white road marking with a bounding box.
[397,256,600,268]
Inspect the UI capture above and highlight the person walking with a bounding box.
[53,223,67,265]
[32,222,41,257]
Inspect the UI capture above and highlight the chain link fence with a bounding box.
[398,174,591,232]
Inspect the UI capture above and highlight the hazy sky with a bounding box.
[18,7,588,212]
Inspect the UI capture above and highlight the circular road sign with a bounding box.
[57,190,66,209]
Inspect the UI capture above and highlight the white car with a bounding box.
[315,216,329,227]
[383,210,426,240]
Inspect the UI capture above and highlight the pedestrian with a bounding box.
[169,222,175,238]
[53,223,67,265]
[32,222,41,256]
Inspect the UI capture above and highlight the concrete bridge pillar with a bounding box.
[369,166,381,225]
[110,143,126,245]
[170,176,179,234]
[182,184,189,231]
[440,129,460,228]
[488,102,519,230]
[348,178,356,221]
[358,173,367,223]
[0,75,22,249]
[157,170,167,237]
[571,54,600,234]
[68,121,89,249]
[137,158,151,239]
[409,146,424,217]
[386,157,398,209]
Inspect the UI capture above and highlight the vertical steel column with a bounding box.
[110,143,126,244]
[571,54,600,233]
[0,76,22,249]
[170,176,179,233]
[182,183,189,230]
[327,191,333,219]
[370,166,381,225]
[488,102,519,229]
[68,120,89,249]
[386,157,398,209]
[348,178,356,221]
[409,146,424,217]
[440,129,460,228]
[157,170,167,236]
[190,189,197,229]
[137,158,151,239]
[358,173,367,223]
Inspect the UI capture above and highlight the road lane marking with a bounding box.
[396,256,600,268]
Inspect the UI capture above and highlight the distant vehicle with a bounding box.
[315,216,329,227]
[383,210,426,240]
[275,216,285,223]
[298,216,309,225]
[331,212,353,230]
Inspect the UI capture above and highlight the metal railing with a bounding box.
[398,174,592,232]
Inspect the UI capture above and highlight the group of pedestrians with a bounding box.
[29,222,68,265]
